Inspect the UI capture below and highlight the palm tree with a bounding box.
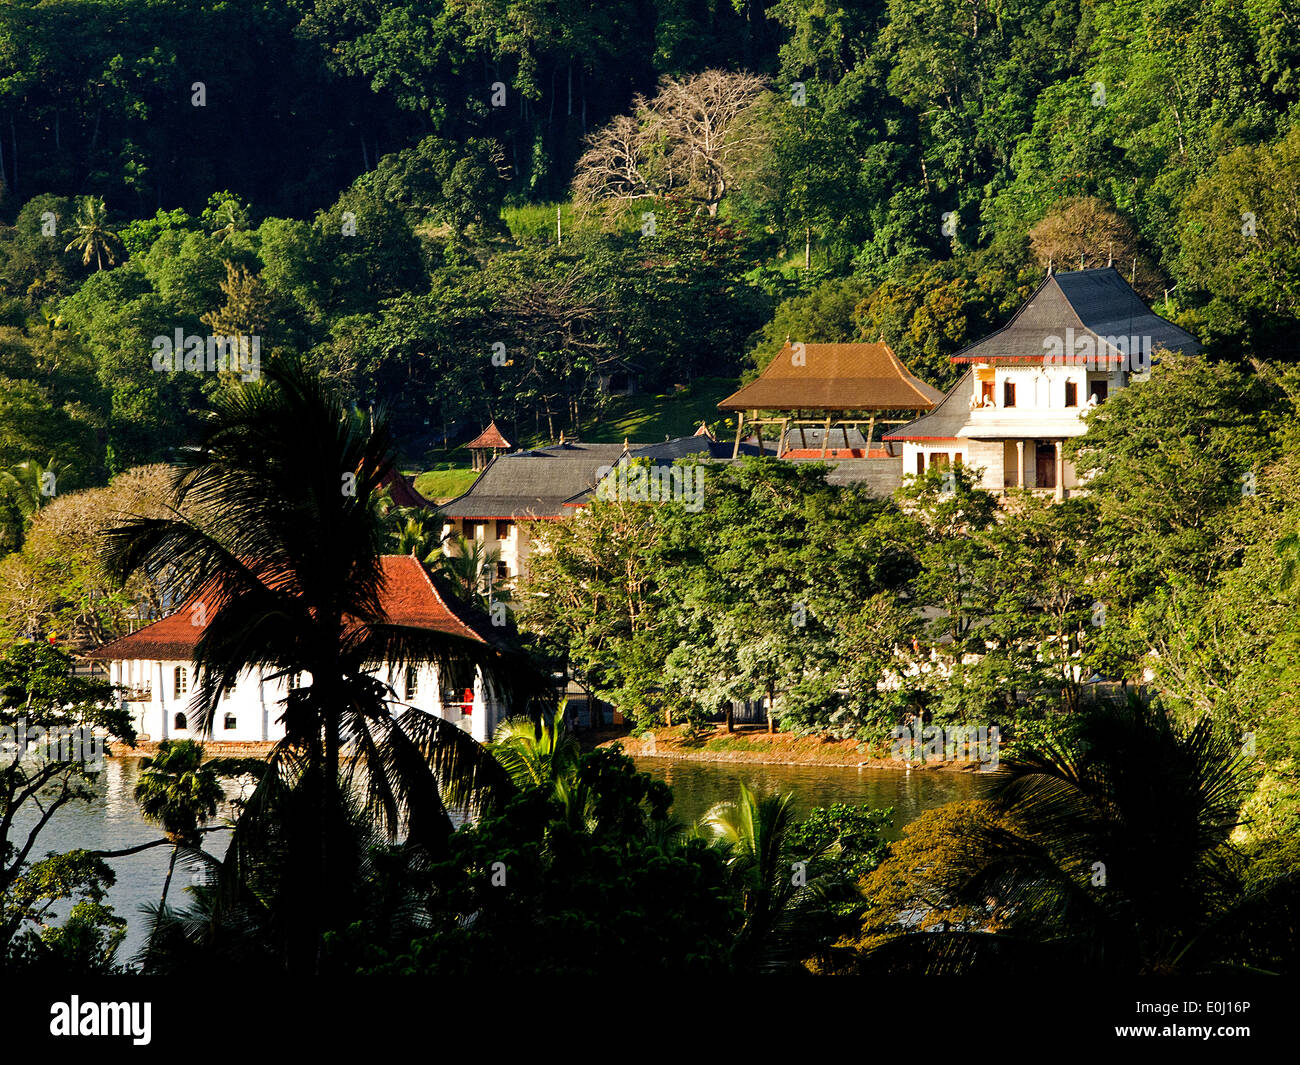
[858,696,1300,975]
[389,510,443,562]
[133,741,225,909]
[63,196,123,271]
[102,357,534,971]
[0,457,67,520]
[489,703,585,824]
[701,783,825,972]
[440,531,501,607]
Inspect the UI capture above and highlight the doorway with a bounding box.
[1035,443,1056,489]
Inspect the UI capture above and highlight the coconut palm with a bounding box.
[857,696,1300,975]
[63,196,123,271]
[701,783,827,972]
[101,357,535,971]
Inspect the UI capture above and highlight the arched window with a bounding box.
[174,712,188,731]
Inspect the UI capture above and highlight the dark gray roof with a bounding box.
[438,442,628,519]
[884,370,974,441]
[628,437,770,462]
[952,268,1202,362]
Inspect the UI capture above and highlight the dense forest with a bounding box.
[2,1,1300,988]
[2,0,1298,496]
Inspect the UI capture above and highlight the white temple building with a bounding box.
[88,555,512,744]
[886,267,1203,499]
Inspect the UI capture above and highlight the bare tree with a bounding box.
[572,111,658,207]
[572,70,770,215]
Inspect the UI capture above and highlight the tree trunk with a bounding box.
[726,704,734,733]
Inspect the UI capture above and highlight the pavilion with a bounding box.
[717,342,944,459]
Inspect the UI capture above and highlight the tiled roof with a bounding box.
[465,420,512,450]
[88,556,500,661]
[718,343,944,412]
[439,442,629,519]
[884,370,975,441]
[951,267,1202,363]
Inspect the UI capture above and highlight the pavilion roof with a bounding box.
[717,342,943,412]
[465,421,512,450]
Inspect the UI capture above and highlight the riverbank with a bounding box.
[589,723,986,771]
[108,740,277,759]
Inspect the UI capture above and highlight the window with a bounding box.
[1064,381,1079,407]
[496,519,514,540]
[174,712,188,731]
[916,452,925,475]
[980,380,995,406]
[472,521,487,541]
[405,667,419,700]
[224,713,237,731]
[930,452,949,468]
[174,666,188,697]
[1090,380,1109,404]
[288,672,301,691]
[953,453,963,467]
[496,561,509,581]
[1003,381,1017,407]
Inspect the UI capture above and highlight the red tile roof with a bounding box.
[466,420,512,450]
[88,556,498,662]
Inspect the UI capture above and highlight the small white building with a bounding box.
[887,267,1202,498]
[89,556,512,745]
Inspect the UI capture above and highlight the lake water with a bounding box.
[16,755,978,965]
[632,757,980,838]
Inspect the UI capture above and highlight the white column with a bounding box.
[1055,440,1065,501]
[470,672,490,743]
[156,661,167,739]
[1015,440,1025,489]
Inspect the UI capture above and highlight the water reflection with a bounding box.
[9,758,238,965]
[632,757,979,838]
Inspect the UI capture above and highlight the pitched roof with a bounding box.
[884,370,975,441]
[951,267,1202,363]
[718,343,944,412]
[88,556,502,661]
[438,441,629,519]
[381,468,434,510]
[465,420,512,450]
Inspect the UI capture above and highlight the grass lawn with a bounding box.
[518,376,741,446]
[412,466,479,502]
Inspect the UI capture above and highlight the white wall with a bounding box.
[114,660,503,745]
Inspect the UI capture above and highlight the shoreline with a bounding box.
[588,724,987,772]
